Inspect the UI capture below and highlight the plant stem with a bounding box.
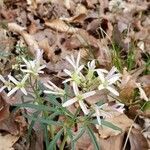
[60,132,68,150]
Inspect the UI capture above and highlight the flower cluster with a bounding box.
[0,49,46,97]
[43,51,123,125]
[0,49,124,126]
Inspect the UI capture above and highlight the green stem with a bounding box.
[60,132,68,150]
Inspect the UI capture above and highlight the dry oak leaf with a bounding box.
[0,133,19,150]
[0,94,10,122]
[98,114,133,138]
[128,128,149,150]
[45,19,78,34]
[8,23,40,57]
[99,133,125,150]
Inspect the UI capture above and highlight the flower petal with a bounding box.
[97,71,105,83]
[0,86,6,92]
[62,97,77,107]
[98,84,104,91]
[76,65,84,73]
[79,100,89,115]
[66,56,76,68]
[44,83,54,90]
[64,69,72,76]
[107,66,117,79]
[8,75,19,85]
[21,74,29,84]
[82,91,96,99]
[7,87,19,97]
[96,116,101,125]
[21,88,27,95]
[62,78,72,83]
[76,51,81,68]
[73,82,79,96]
[0,75,6,83]
[108,74,120,85]
[43,90,63,95]
[48,80,60,91]
[106,86,119,96]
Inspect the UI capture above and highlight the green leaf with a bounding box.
[42,124,49,149]
[23,113,62,126]
[92,119,122,132]
[72,127,85,142]
[14,103,57,112]
[46,95,61,106]
[66,128,75,149]
[101,120,122,132]
[142,101,150,111]
[86,126,100,150]
[47,128,64,150]
[27,111,40,142]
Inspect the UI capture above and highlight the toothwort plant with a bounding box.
[0,50,125,150]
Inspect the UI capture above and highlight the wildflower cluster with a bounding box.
[0,49,46,96]
[43,52,124,125]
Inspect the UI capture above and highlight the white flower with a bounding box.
[63,52,84,83]
[44,80,65,95]
[21,58,46,76]
[97,66,121,96]
[62,82,96,115]
[0,75,11,92]
[92,101,124,125]
[7,74,29,96]
[136,83,149,101]
[92,104,112,125]
[87,60,96,70]
[86,59,108,80]
[21,50,46,76]
[111,101,125,113]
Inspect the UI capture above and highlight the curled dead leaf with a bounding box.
[0,94,9,122]
[0,133,19,150]
[45,19,78,34]
[8,23,40,57]
[98,114,133,138]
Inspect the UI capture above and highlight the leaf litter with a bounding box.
[0,0,150,149]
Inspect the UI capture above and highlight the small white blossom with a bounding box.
[92,104,112,125]
[63,52,84,84]
[0,75,11,92]
[92,102,124,125]
[97,66,121,96]
[21,49,46,76]
[87,60,96,71]
[111,101,125,113]
[136,83,149,101]
[62,82,96,115]
[7,74,29,96]
[86,60,108,80]
[44,80,65,95]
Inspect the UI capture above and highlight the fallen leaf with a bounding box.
[8,23,40,57]
[0,94,10,122]
[98,114,133,138]
[0,133,19,150]
[99,133,125,150]
[45,19,78,34]
[128,128,149,150]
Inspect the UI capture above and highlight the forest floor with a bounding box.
[0,0,149,150]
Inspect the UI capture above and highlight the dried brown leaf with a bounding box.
[8,23,40,57]
[128,128,149,150]
[0,133,19,150]
[45,19,78,34]
[98,114,133,138]
[0,94,9,122]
